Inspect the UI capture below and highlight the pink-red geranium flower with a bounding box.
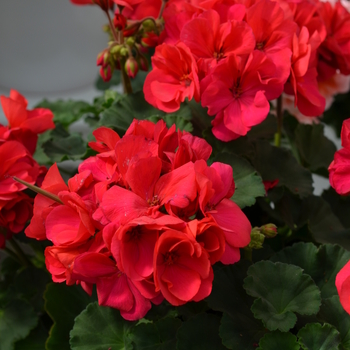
[201,51,279,141]
[144,42,200,113]
[336,260,350,314]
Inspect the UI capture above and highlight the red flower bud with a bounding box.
[260,224,278,238]
[123,24,139,38]
[125,57,138,78]
[141,32,159,48]
[100,65,113,82]
[113,13,127,31]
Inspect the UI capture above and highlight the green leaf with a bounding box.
[318,296,350,350]
[176,313,227,350]
[130,317,181,350]
[243,261,321,332]
[322,188,350,228]
[36,99,90,128]
[257,331,300,350]
[12,267,50,312]
[14,320,49,350]
[271,242,350,298]
[70,302,135,350]
[297,323,340,350]
[206,262,266,349]
[295,124,337,175]
[42,124,87,162]
[0,299,38,350]
[44,283,93,350]
[251,140,313,198]
[100,90,161,133]
[213,153,265,208]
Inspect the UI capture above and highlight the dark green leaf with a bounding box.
[251,140,313,198]
[35,99,90,128]
[42,124,87,162]
[0,299,38,350]
[44,283,93,350]
[130,317,181,350]
[70,302,135,350]
[14,320,49,350]
[295,124,337,175]
[206,262,266,349]
[243,261,321,332]
[297,323,340,350]
[257,331,300,350]
[214,153,265,208]
[318,296,350,350]
[322,188,350,228]
[271,242,350,298]
[176,313,227,350]
[12,266,50,312]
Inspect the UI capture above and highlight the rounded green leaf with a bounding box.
[214,153,265,208]
[70,302,135,350]
[176,313,227,350]
[44,283,93,350]
[318,296,350,349]
[243,261,321,332]
[257,331,300,350]
[271,242,350,298]
[129,317,181,350]
[297,323,340,350]
[0,299,38,350]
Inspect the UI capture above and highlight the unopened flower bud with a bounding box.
[123,25,139,38]
[125,57,138,78]
[113,13,127,31]
[141,32,159,48]
[120,47,129,57]
[100,65,113,82]
[110,44,122,55]
[138,55,149,71]
[126,37,135,47]
[142,19,155,32]
[260,224,278,238]
[248,227,265,250]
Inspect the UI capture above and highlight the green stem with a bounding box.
[105,9,119,43]
[8,238,32,267]
[274,95,283,147]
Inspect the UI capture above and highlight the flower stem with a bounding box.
[274,95,283,147]
[158,0,168,19]
[8,238,32,267]
[105,9,119,43]
[243,247,253,262]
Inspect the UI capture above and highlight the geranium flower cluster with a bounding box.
[0,90,54,248]
[142,0,350,141]
[25,119,251,320]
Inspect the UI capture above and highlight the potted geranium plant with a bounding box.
[1,0,350,349]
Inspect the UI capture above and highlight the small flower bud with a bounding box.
[141,32,159,48]
[120,47,129,57]
[113,13,127,31]
[110,44,122,55]
[125,57,138,78]
[260,224,278,238]
[126,37,135,47]
[100,65,113,82]
[142,19,155,32]
[248,227,265,250]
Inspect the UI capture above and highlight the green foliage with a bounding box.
[297,323,341,350]
[70,302,135,350]
[243,261,321,332]
[257,331,300,350]
[44,283,94,350]
[318,296,350,350]
[271,242,350,298]
[176,313,227,350]
[0,299,38,350]
[214,153,266,208]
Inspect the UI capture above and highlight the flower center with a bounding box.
[256,42,264,50]
[180,74,191,87]
[214,51,225,60]
[147,195,160,207]
[163,252,178,265]
[232,77,242,98]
